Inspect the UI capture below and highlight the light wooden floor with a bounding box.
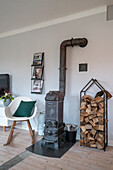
[0,127,113,170]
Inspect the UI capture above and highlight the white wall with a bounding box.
[0,12,113,143]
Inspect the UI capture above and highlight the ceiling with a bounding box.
[0,0,113,35]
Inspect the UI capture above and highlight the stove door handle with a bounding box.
[48,131,52,135]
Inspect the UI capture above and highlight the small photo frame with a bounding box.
[79,63,88,72]
[33,66,43,79]
[32,80,43,93]
[33,52,44,66]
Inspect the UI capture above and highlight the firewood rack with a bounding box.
[80,78,108,151]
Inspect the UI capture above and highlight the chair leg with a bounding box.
[4,121,16,146]
[3,126,6,132]
[27,120,35,144]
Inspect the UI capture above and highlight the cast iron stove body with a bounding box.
[43,91,64,148]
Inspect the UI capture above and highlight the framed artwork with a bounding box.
[31,80,43,93]
[33,52,44,66]
[32,66,43,79]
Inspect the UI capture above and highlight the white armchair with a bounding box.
[4,96,37,146]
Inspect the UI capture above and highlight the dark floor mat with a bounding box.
[26,139,75,158]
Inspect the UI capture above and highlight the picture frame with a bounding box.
[31,80,43,93]
[33,52,44,66]
[32,66,43,79]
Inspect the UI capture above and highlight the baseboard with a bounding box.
[76,134,80,140]
[108,140,113,146]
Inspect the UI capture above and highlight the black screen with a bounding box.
[0,74,10,91]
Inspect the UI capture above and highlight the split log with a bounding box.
[98,125,104,131]
[91,103,97,107]
[90,144,97,148]
[90,109,97,115]
[89,136,94,141]
[90,141,96,144]
[92,107,98,111]
[90,129,97,136]
[96,141,104,149]
[84,143,90,147]
[89,120,95,127]
[85,131,88,135]
[94,96,104,103]
[88,133,90,139]
[95,133,99,140]
[98,120,104,125]
[84,137,89,144]
[88,115,95,120]
[99,102,104,108]
[80,116,84,122]
[85,124,92,130]
[80,107,86,111]
[97,112,104,117]
[91,100,96,104]
[81,101,87,106]
[93,117,99,124]
[80,102,87,110]
[97,136,104,143]
[80,139,84,145]
[80,126,86,132]
[94,125,98,130]
[85,117,89,123]
[98,116,104,121]
[86,108,91,114]
[87,104,91,110]
[80,132,86,139]
[80,111,88,117]
[99,132,104,138]
[99,108,104,114]
[81,95,94,101]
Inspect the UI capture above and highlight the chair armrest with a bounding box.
[4,107,12,119]
[30,105,37,119]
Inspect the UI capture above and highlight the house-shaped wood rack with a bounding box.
[80,78,110,151]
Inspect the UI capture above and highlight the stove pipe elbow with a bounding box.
[59,38,88,97]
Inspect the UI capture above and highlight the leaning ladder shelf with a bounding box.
[31,52,44,94]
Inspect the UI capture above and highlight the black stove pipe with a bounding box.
[59,38,88,97]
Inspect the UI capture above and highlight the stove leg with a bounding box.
[54,141,61,149]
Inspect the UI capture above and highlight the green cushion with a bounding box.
[13,100,36,117]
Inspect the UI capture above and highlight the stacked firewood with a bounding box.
[80,95,107,150]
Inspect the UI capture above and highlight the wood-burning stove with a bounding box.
[43,91,64,148]
[43,38,88,148]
